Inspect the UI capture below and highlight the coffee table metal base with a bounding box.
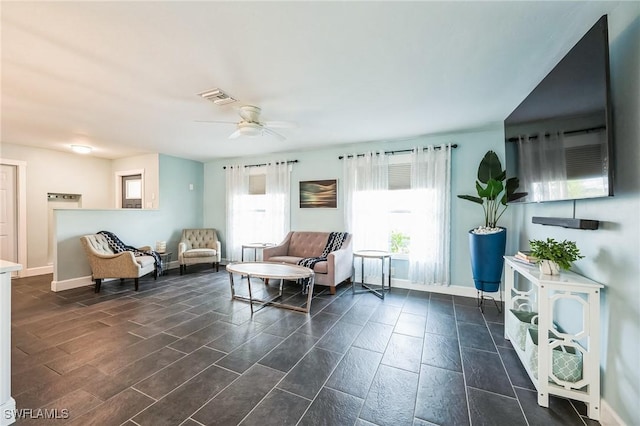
[227,262,315,314]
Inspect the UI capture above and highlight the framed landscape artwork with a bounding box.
[299,179,337,208]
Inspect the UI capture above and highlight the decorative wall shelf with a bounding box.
[503,256,603,420]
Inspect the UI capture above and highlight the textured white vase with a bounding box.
[539,259,560,275]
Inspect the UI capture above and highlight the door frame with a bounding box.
[114,169,145,209]
[0,159,27,277]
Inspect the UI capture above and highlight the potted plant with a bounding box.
[458,150,526,292]
[528,238,584,275]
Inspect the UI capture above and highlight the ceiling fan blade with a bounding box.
[263,127,286,141]
[229,129,242,139]
[195,120,236,125]
[264,121,297,129]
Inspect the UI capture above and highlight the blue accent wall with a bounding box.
[159,154,204,251]
[513,5,639,424]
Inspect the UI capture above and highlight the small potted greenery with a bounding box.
[529,238,584,275]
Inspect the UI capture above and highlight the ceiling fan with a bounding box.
[198,105,295,140]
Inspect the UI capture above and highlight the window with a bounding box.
[344,147,451,285]
[225,162,291,262]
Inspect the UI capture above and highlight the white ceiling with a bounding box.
[1,1,618,162]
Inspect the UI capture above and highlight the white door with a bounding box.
[0,164,17,262]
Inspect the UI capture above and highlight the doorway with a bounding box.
[121,174,142,208]
[115,169,145,209]
[0,159,27,276]
[0,164,17,262]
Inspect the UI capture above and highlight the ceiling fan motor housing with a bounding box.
[237,121,263,137]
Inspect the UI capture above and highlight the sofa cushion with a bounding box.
[269,256,328,274]
[288,232,330,258]
[135,256,156,268]
[85,234,116,255]
[183,248,217,258]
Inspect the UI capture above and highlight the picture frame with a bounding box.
[299,179,337,208]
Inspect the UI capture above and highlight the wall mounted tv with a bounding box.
[504,15,613,204]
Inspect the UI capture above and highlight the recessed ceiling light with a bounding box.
[70,145,92,154]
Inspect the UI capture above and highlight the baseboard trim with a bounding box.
[51,275,94,292]
[390,279,494,300]
[601,398,626,426]
[20,265,53,278]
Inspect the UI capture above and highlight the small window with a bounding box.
[388,162,411,190]
[248,174,266,195]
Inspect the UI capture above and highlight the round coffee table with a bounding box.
[226,262,315,314]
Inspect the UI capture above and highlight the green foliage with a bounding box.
[457,150,527,228]
[390,230,409,254]
[528,238,584,270]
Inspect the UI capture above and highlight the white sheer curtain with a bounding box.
[264,162,291,244]
[226,162,291,262]
[408,145,451,285]
[343,151,389,252]
[225,165,249,262]
[518,132,567,202]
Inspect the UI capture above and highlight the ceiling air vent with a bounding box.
[198,88,236,105]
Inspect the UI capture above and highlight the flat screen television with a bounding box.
[504,15,613,204]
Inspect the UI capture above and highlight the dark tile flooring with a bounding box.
[10,267,599,425]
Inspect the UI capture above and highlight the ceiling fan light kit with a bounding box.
[198,102,291,141]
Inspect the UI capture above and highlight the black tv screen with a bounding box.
[505,15,613,204]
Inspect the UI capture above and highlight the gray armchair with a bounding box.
[80,234,157,292]
[178,228,221,274]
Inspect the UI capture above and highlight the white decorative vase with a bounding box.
[539,259,560,275]
[156,241,166,253]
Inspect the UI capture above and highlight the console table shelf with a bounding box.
[503,256,603,420]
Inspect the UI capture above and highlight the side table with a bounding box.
[352,250,392,299]
[158,252,172,275]
[241,243,274,262]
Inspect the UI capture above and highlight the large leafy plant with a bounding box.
[458,150,526,228]
[529,238,584,270]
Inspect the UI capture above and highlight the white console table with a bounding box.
[1,260,21,426]
[503,256,603,420]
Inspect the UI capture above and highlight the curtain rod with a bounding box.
[338,144,458,160]
[223,160,298,170]
[506,126,605,143]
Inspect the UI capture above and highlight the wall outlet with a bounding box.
[391,267,396,276]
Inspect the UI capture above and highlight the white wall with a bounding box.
[0,143,112,271]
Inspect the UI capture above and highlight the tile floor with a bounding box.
[10,266,599,425]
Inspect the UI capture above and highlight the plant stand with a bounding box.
[477,286,502,313]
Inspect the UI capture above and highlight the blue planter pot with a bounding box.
[468,228,506,293]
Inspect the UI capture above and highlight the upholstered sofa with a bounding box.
[80,234,157,292]
[262,231,353,294]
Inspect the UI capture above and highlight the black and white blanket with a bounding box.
[98,230,162,275]
[297,232,349,270]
